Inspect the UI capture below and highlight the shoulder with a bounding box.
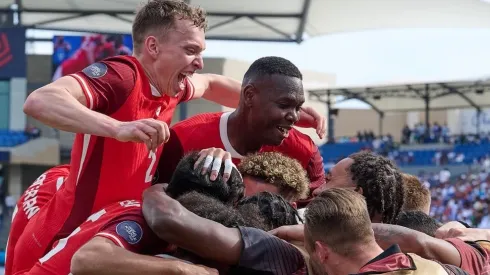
[285,129,316,152]
[172,112,222,131]
[80,56,138,80]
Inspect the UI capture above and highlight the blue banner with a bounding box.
[0,27,26,78]
[0,151,9,162]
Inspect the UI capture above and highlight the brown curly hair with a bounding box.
[238,152,310,201]
[348,151,405,224]
[132,0,207,54]
[401,173,431,214]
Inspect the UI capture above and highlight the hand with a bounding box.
[269,224,305,242]
[434,221,467,239]
[114,119,170,151]
[193,147,234,182]
[296,106,326,139]
[437,227,490,242]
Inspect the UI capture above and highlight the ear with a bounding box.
[242,84,256,108]
[144,36,159,58]
[356,186,363,195]
[291,202,297,209]
[314,241,330,263]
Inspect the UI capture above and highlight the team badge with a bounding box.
[82,62,108,78]
[116,221,143,244]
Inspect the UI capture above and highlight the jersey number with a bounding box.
[145,151,157,183]
[39,209,107,263]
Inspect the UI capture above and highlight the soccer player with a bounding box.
[4,164,69,275]
[238,152,310,202]
[142,184,307,275]
[27,199,217,275]
[157,56,325,205]
[312,151,405,224]
[16,1,247,272]
[304,188,470,275]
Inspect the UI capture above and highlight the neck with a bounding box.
[326,242,384,275]
[227,109,262,155]
[135,53,163,96]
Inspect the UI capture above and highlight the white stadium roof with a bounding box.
[309,78,490,114]
[3,0,490,42]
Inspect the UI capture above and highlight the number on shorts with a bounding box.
[39,209,107,263]
[145,151,157,183]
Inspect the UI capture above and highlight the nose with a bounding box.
[193,55,204,70]
[286,109,300,124]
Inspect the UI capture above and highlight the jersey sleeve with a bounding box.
[306,145,326,190]
[95,208,170,254]
[445,238,489,275]
[235,226,306,275]
[68,58,137,114]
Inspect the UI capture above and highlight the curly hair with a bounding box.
[132,0,207,54]
[348,151,405,224]
[238,152,310,201]
[237,191,300,231]
[401,173,431,214]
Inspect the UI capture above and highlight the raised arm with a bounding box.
[24,60,168,151]
[142,184,242,265]
[71,237,216,275]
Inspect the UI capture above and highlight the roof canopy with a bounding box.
[309,78,490,114]
[3,0,490,42]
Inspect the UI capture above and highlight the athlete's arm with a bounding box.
[142,184,242,265]
[71,237,217,275]
[24,61,168,151]
[372,224,465,267]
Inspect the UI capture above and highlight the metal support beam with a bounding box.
[378,112,384,136]
[406,85,423,98]
[108,14,133,24]
[31,13,84,26]
[250,17,292,39]
[439,83,481,112]
[424,84,430,139]
[295,0,311,43]
[340,89,385,116]
[208,16,240,31]
[326,90,335,143]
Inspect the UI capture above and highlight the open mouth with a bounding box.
[276,126,291,137]
[178,72,193,90]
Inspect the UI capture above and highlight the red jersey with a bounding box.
[5,165,69,275]
[157,112,325,196]
[12,55,194,274]
[445,238,490,275]
[25,200,172,275]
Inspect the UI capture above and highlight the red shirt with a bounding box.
[11,55,194,274]
[445,238,490,275]
[157,112,325,196]
[5,165,69,275]
[27,200,171,275]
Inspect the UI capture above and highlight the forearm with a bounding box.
[71,238,190,275]
[142,186,242,264]
[373,224,461,266]
[24,88,118,137]
[202,74,241,108]
[296,108,316,128]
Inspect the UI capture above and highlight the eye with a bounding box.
[185,48,196,55]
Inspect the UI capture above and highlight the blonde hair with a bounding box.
[238,152,310,201]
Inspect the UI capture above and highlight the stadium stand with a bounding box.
[0,130,29,147]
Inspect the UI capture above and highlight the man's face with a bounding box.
[243,176,280,197]
[247,75,304,146]
[154,19,205,96]
[313,158,356,196]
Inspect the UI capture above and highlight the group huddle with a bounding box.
[5,0,490,274]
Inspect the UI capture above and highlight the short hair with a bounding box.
[243,56,303,84]
[166,151,244,205]
[402,173,431,213]
[304,188,373,257]
[237,191,300,231]
[132,0,207,53]
[238,152,310,201]
[176,191,246,228]
[396,211,442,237]
[348,151,405,224]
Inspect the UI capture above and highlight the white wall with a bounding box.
[9,78,27,131]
